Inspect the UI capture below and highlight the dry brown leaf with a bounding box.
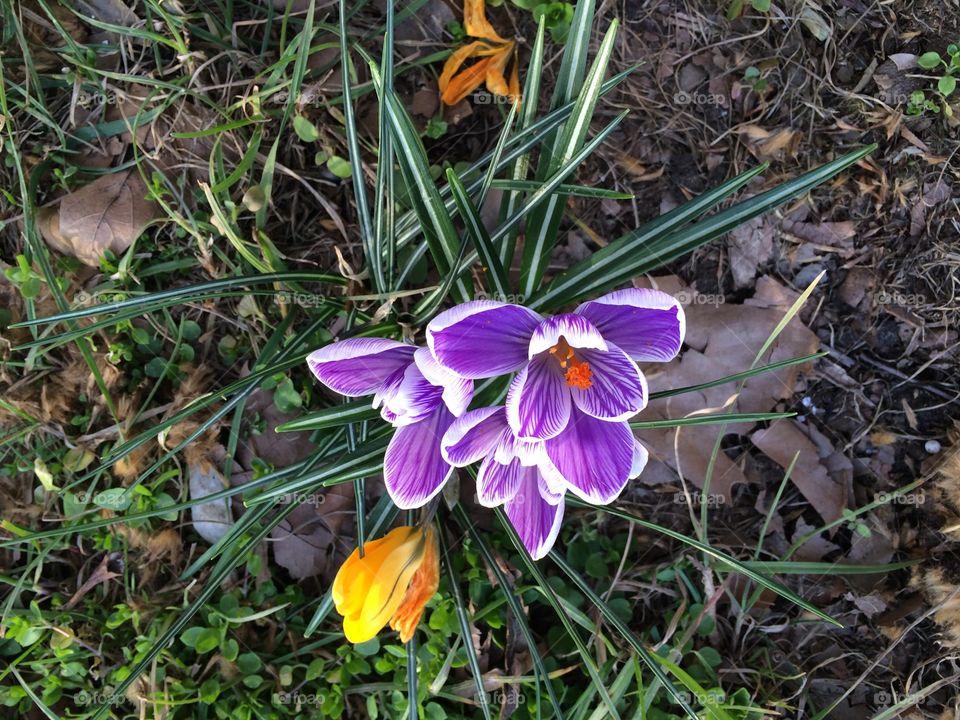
[727,216,774,289]
[38,170,161,267]
[62,553,123,611]
[909,179,953,237]
[75,0,138,26]
[635,276,820,497]
[189,460,233,545]
[736,125,801,160]
[270,484,355,581]
[751,421,845,524]
[781,219,857,249]
[790,516,841,561]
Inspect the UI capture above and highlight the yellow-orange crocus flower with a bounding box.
[439,0,520,106]
[332,525,439,644]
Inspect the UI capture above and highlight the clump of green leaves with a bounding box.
[908,43,959,116]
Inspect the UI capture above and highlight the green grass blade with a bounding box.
[630,411,795,430]
[490,180,632,199]
[452,504,564,719]
[546,545,702,720]
[380,88,471,301]
[519,20,619,297]
[528,163,767,311]
[438,527,493,720]
[276,400,380,432]
[494,510,623,719]
[567,498,842,627]
[650,352,827,400]
[536,144,876,309]
[446,169,510,300]
[340,0,380,291]
[10,272,344,328]
[446,112,628,282]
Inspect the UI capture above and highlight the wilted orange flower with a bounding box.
[332,525,439,644]
[439,0,520,106]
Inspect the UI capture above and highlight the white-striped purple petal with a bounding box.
[575,288,685,362]
[569,343,648,421]
[476,455,524,507]
[307,338,415,397]
[528,313,607,358]
[427,301,543,379]
[506,355,571,441]
[544,410,634,504]
[384,407,455,509]
[495,432,544,467]
[505,470,565,560]
[630,438,649,479]
[442,406,508,466]
[537,464,566,503]
[414,347,473,416]
[385,362,445,426]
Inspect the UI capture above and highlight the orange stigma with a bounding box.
[549,337,593,389]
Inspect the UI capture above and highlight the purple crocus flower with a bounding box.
[307,339,472,509]
[426,289,685,508]
[442,405,649,558]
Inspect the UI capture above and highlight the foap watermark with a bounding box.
[273,691,326,706]
[74,689,124,707]
[673,492,726,507]
[477,689,527,708]
[475,290,526,304]
[874,491,925,506]
[674,91,725,106]
[276,492,326,506]
[472,92,522,106]
[75,491,128,510]
[274,292,328,307]
[672,689,727,706]
[872,689,930,709]
[876,291,926,307]
[674,290,725,306]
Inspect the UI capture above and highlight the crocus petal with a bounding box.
[464,0,509,42]
[528,313,607,358]
[575,288,685,362]
[373,365,406,411]
[537,456,568,498]
[476,455,524,507]
[427,300,543,379]
[569,343,648,421]
[415,347,473,417]
[538,472,565,504]
[386,363,445,427]
[333,526,418,619]
[439,40,505,100]
[505,470,565,560]
[442,406,507,466]
[495,431,543,467]
[388,526,439,643]
[506,354,571,441]
[630,438,649,479]
[485,41,515,97]
[384,408,455,509]
[336,526,426,644]
[308,339,415,397]
[544,410,634,504]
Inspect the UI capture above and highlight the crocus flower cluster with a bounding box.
[308,288,685,561]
